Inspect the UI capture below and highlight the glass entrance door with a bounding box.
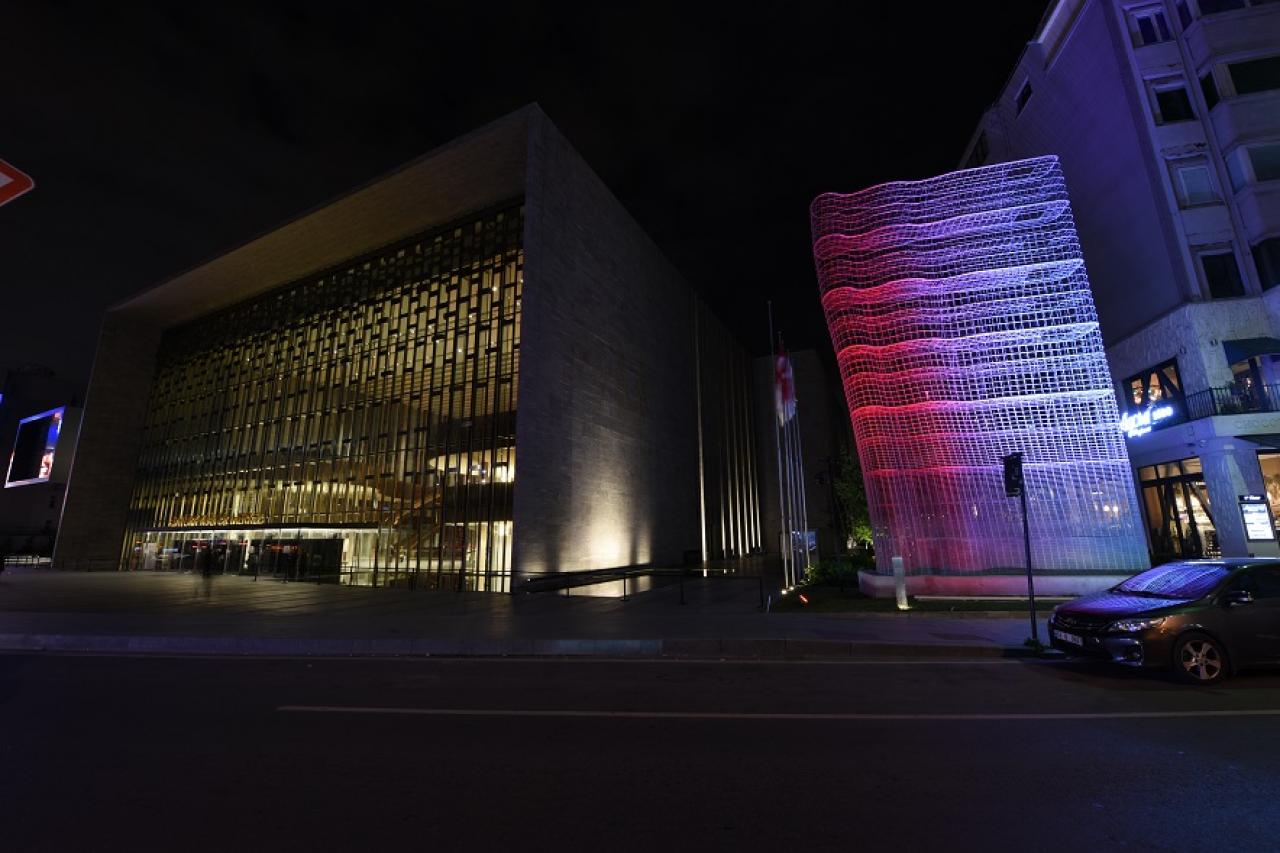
[1139,458,1219,562]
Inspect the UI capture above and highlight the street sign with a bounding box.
[1003,452,1024,497]
[1003,451,1038,646]
[0,159,35,209]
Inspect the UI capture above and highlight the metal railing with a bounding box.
[1184,384,1280,420]
[520,565,766,609]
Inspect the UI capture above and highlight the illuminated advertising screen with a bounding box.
[1239,495,1275,542]
[5,406,65,488]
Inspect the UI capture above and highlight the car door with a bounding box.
[1227,567,1280,666]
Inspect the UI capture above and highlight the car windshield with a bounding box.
[1114,562,1229,599]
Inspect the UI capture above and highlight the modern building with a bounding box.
[962,0,1280,562]
[811,156,1149,593]
[54,106,763,591]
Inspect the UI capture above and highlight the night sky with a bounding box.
[1,3,1047,394]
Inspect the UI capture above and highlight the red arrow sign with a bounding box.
[0,159,35,209]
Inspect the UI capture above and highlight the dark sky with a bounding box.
[0,2,1047,393]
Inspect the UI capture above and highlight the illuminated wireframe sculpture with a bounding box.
[810,156,1148,575]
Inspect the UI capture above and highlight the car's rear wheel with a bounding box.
[1173,633,1228,685]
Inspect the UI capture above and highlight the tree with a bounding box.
[833,448,874,550]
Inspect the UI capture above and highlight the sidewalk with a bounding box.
[0,567,1053,660]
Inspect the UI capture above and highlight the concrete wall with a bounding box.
[514,111,703,578]
[694,297,762,560]
[53,314,162,569]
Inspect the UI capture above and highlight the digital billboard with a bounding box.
[5,406,66,488]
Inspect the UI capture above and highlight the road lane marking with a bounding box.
[277,706,1280,721]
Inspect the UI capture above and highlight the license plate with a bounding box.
[1053,629,1083,647]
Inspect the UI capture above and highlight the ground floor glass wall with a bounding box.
[126,522,512,590]
[1138,458,1220,562]
[120,204,523,591]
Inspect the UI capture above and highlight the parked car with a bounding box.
[1047,559,1280,684]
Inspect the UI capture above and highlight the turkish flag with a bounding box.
[774,345,796,426]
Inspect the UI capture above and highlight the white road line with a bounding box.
[276,706,1280,721]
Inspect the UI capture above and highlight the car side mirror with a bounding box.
[1224,590,1254,607]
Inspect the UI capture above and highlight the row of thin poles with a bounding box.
[768,301,811,589]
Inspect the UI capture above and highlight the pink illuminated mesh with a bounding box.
[810,156,1149,575]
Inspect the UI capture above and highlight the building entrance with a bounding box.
[1138,458,1219,562]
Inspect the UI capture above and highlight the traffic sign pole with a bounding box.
[1003,452,1038,646]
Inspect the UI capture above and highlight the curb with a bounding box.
[0,633,1053,661]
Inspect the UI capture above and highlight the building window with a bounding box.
[1200,70,1221,109]
[1228,55,1280,95]
[1176,0,1194,27]
[1250,142,1280,182]
[1015,80,1033,115]
[1195,0,1246,13]
[1171,162,1218,206]
[1200,249,1246,298]
[1254,237,1280,289]
[1132,8,1173,44]
[1124,359,1185,415]
[1138,459,1219,562]
[1153,85,1196,123]
[1260,452,1280,534]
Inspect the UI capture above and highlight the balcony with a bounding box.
[1185,383,1280,418]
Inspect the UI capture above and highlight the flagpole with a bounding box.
[792,385,812,575]
[782,343,803,585]
[768,302,789,589]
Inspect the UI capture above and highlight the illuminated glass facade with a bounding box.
[811,156,1149,576]
[121,204,523,591]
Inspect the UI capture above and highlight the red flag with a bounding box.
[774,345,795,426]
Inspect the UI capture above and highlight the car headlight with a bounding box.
[1108,616,1167,633]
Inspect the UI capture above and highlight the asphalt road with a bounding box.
[3,654,1280,852]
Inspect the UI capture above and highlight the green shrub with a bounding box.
[803,558,860,588]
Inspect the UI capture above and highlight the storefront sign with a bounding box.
[1120,404,1176,438]
[1238,495,1275,542]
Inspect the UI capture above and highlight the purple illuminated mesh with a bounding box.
[810,156,1149,576]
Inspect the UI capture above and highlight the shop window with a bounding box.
[1228,55,1280,95]
[1260,452,1280,537]
[1138,458,1219,561]
[1199,250,1245,298]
